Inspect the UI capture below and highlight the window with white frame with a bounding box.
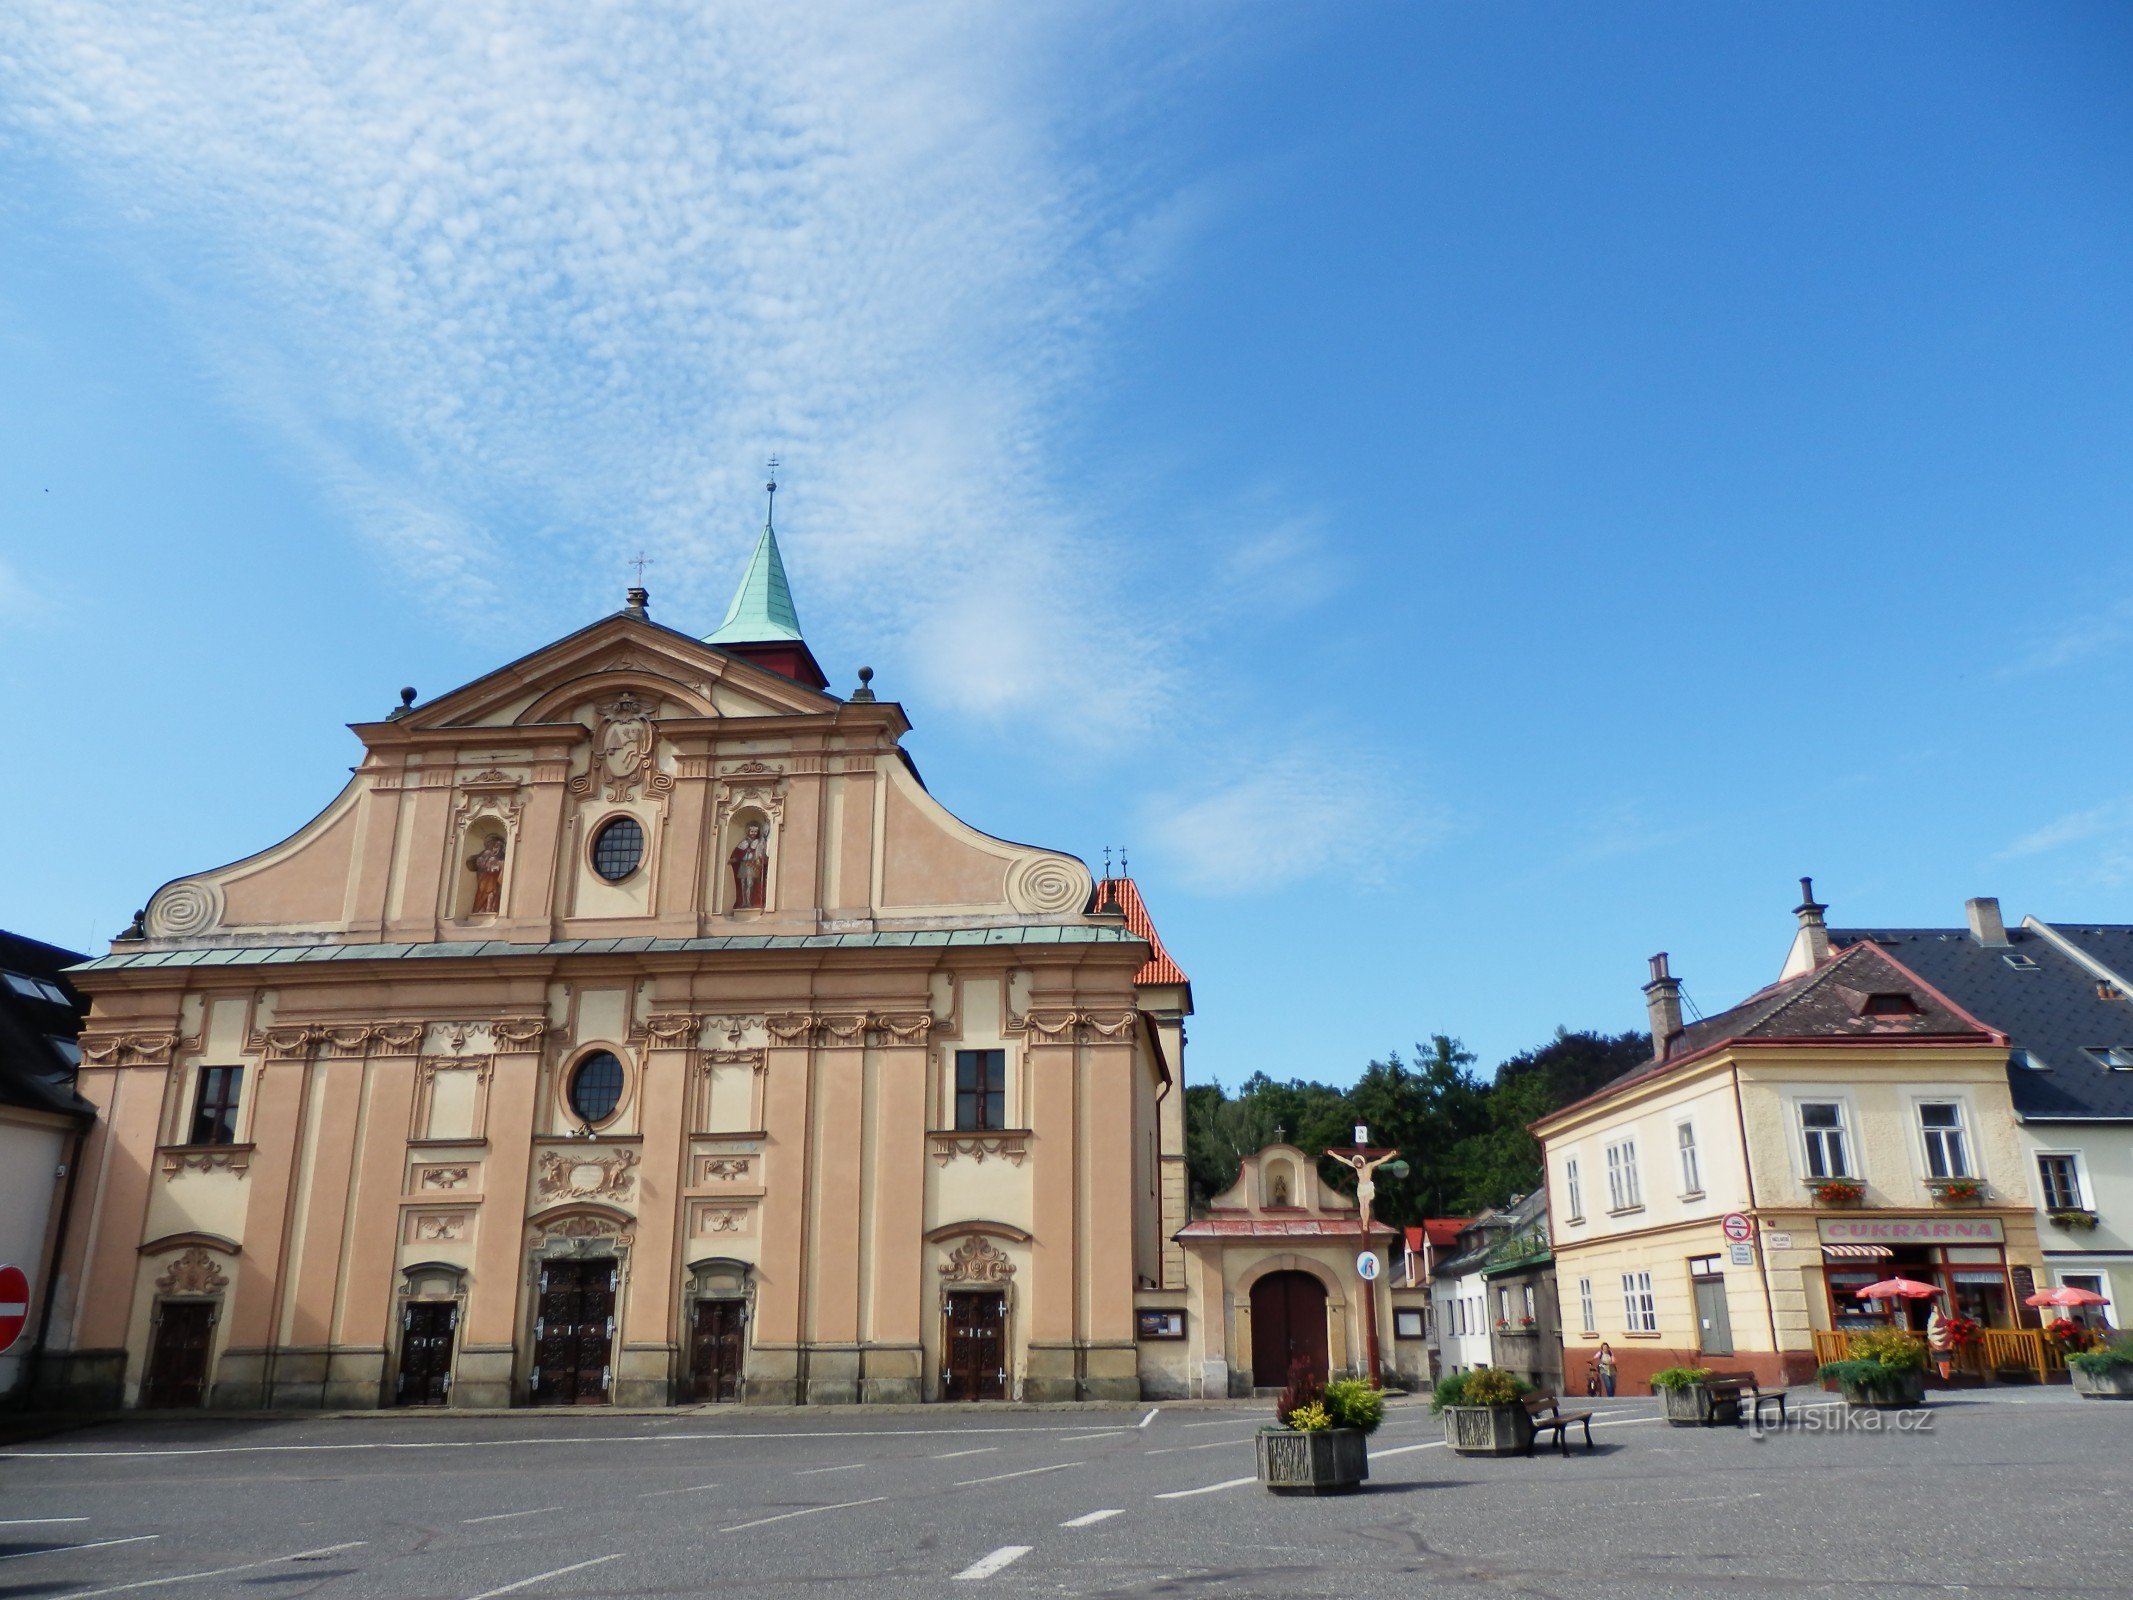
[1800,1101,1852,1178]
[1919,1101,1972,1179]
[1620,1270,1658,1333]
[1497,1286,1511,1326]
[1578,1277,1596,1335]
[1605,1138,1643,1212]
[2061,1272,2115,1327]
[1676,1119,1703,1195]
[1564,1156,1584,1221]
[1522,1283,1536,1322]
[2038,1153,2085,1212]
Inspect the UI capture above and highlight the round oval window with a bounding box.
[591,816,644,881]
[567,1051,625,1123]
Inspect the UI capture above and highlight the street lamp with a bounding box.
[1325,1124,1408,1386]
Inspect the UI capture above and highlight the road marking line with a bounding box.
[719,1497,888,1533]
[69,1541,366,1597]
[1,1426,1115,1460]
[0,1535,158,1564]
[795,1463,867,1475]
[954,1546,1032,1580]
[1143,1439,1242,1455]
[1155,1475,1254,1499]
[463,1553,623,1600]
[1368,1441,1444,1459]
[931,1447,997,1460]
[1178,1418,1254,1430]
[1138,1408,1160,1428]
[462,1507,562,1523]
[638,1483,719,1498]
[1055,1431,1126,1443]
[0,1517,91,1525]
[953,1462,1080,1487]
[1060,1509,1124,1528]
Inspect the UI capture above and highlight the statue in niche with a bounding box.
[1270,1173,1291,1207]
[729,820,769,910]
[467,834,507,915]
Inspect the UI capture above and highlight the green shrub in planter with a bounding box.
[1651,1366,1713,1391]
[2069,1336,2133,1397]
[1321,1378,1387,1435]
[1819,1329,1928,1407]
[1430,1367,1531,1413]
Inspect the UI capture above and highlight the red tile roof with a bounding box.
[1176,1217,1396,1239]
[1409,1219,1471,1253]
[1095,877,1188,987]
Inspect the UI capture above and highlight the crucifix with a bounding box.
[627,552,654,584]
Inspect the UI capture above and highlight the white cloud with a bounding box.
[2003,799,2133,859]
[1143,755,1439,896]
[0,0,1237,740]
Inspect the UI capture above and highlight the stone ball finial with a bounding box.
[388,686,418,721]
[851,665,877,703]
[400,687,417,707]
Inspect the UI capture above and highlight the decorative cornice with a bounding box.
[939,1236,1017,1283]
[245,1021,428,1060]
[763,1011,930,1048]
[154,1246,230,1296]
[158,1143,255,1177]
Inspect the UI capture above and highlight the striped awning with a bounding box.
[1823,1243,1895,1260]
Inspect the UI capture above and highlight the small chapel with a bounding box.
[42,510,1194,1409]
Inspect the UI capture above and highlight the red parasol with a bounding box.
[2024,1286,2111,1308]
[1854,1277,1943,1301]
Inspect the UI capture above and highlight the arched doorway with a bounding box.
[1250,1270,1329,1390]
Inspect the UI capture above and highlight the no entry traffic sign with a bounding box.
[1720,1212,1754,1244]
[0,1265,30,1354]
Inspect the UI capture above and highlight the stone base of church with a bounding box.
[23,1348,125,1411]
[209,1347,273,1410]
[452,1344,516,1410]
[323,1348,388,1409]
[612,1344,675,1408]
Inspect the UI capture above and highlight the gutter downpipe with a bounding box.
[20,1117,89,1409]
[1730,1062,1784,1374]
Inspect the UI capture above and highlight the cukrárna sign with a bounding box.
[1817,1217,2005,1245]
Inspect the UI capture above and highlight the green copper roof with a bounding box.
[705,524,804,644]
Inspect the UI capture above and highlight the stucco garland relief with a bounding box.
[763,1012,928,1048]
[536,1214,636,1248]
[410,1213,471,1244]
[689,1201,755,1237]
[939,1237,1017,1284]
[244,1021,427,1061]
[632,1012,758,1050]
[417,1165,474,1191]
[420,1054,495,1084]
[159,1146,253,1176]
[929,1133,1029,1168]
[569,692,674,804]
[697,1155,754,1184]
[80,1032,186,1067]
[1009,1010,1137,1043]
[156,1248,229,1296]
[536,1148,640,1203]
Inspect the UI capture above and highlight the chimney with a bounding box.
[1966,896,2009,948]
[1794,876,1830,964]
[1644,953,1684,1058]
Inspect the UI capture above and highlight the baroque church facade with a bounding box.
[45,525,1192,1409]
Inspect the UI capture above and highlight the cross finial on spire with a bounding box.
[765,456,780,530]
[628,551,654,584]
[1102,846,1113,878]
[1119,845,1130,878]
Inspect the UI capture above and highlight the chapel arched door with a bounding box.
[1250,1271,1329,1390]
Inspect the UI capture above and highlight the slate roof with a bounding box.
[73,923,1145,972]
[1556,941,2000,1122]
[1834,923,2133,1122]
[0,929,94,1120]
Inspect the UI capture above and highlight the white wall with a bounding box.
[0,1119,67,1395]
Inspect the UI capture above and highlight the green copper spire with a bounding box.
[706,468,805,644]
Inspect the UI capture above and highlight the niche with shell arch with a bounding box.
[451,816,514,921]
[718,806,777,916]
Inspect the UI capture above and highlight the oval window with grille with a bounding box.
[591,816,645,881]
[567,1051,625,1123]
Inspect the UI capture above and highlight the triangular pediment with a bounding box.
[382,613,842,733]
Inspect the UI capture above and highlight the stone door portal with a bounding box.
[398,1301,458,1405]
[142,1301,215,1409]
[943,1291,1007,1401]
[689,1298,746,1403]
[1250,1271,1329,1390]
[532,1257,616,1405]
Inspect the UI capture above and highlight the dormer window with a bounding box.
[2086,1047,2133,1071]
[1861,991,1922,1019]
[2003,954,2040,971]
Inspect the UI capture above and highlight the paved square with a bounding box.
[1,1389,2123,1597]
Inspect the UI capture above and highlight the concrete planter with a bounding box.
[1837,1369,1927,1408]
[1658,1383,1719,1426]
[1441,1404,1533,1456]
[2070,1363,2133,1399]
[1256,1427,1369,1494]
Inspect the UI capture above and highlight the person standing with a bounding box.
[1595,1341,1617,1397]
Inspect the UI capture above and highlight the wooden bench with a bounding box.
[1704,1372,1787,1428]
[1522,1391,1595,1454]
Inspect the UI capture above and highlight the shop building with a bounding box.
[41,527,1191,1411]
[1537,931,2045,1390]
[1814,898,2133,1332]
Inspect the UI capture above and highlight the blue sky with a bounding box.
[5,3,2132,1084]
